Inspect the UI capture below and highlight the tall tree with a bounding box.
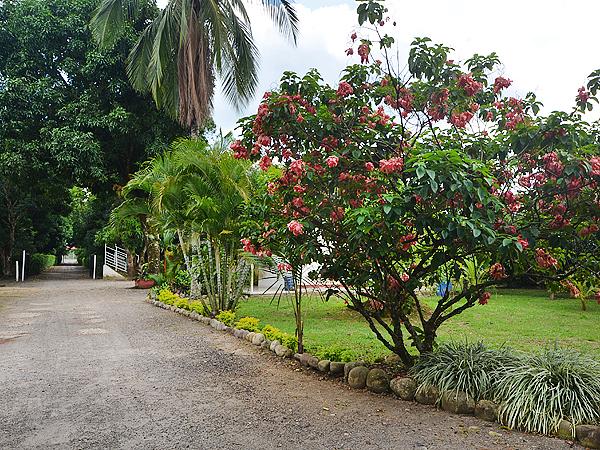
[90,0,299,131]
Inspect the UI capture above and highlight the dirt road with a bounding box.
[0,265,577,449]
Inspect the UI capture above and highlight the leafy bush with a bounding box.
[28,253,56,275]
[172,269,191,293]
[216,310,236,326]
[157,288,180,306]
[174,297,189,309]
[410,341,516,402]
[312,344,362,363]
[262,324,298,352]
[494,346,600,436]
[189,300,210,316]
[235,316,261,332]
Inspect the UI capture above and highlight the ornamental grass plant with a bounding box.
[494,346,600,436]
[409,341,515,402]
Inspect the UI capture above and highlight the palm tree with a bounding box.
[90,0,299,131]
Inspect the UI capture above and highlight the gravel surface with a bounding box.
[0,265,580,449]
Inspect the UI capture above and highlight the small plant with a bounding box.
[172,269,192,293]
[410,341,516,402]
[189,300,210,316]
[235,316,261,332]
[494,346,600,436]
[157,288,181,306]
[174,297,189,309]
[262,324,298,352]
[312,344,361,363]
[216,310,236,327]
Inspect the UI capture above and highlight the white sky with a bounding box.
[157,0,600,132]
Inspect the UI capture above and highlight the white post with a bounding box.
[93,255,97,279]
[15,261,19,282]
[250,263,254,295]
[21,250,25,282]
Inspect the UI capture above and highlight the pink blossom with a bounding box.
[287,220,304,236]
[400,273,410,282]
[493,76,512,94]
[326,156,339,168]
[479,292,491,305]
[577,86,590,103]
[457,73,483,97]
[379,157,404,174]
[535,248,558,269]
[337,82,354,98]
[449,111,474,128]
[364,162,374,171]
[591,156,600,176]
[358,43,370,64]
[259,155,272,171]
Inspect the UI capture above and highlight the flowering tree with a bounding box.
[234,1,600,365]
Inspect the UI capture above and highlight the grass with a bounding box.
[236,289,600,362]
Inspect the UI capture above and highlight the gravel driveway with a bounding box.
[0,265,579,449]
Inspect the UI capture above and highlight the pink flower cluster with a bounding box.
[287,220,304,236]
[591,156,600,176]
[493,76,512,94]
[326,156,339,168]
[457,73,483,97]
[489,263,507,280]
[541,152,564,176]
[479,291,491,305]
[358,44,370,64]
[337,82,354,98]
[561,280,581,298]
[379,157,404,174]
[449,111,474,129]
[535,248,558,269]
[577,86,590,103]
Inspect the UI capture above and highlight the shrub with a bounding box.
[494,346,600,436]
[216,310,236,327]
[172,269,191,293]
[235,316,261,332]
[174,297,189,310]
[262,324,298,352]
[410,341,516,402]
[157,288,180,306]
[312,344,363,363]
[28,253,56,275]
[189,300,210,316]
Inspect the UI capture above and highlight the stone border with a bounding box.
[146,297,600,449]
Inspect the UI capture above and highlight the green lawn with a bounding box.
[236,289,600,363]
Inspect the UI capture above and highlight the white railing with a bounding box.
[104,244,128,273]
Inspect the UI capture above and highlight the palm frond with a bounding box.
[90,0,141,48]
[256,0,299,44]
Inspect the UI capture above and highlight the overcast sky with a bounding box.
[158,0,600,133]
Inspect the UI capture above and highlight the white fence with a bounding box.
[104,244,128,273]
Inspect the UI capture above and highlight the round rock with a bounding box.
[414,385,439,405]
[441,390,475,415]
[317,360,331,373]
[344,361,365,381]
[329,361,345,377]
[347,366,369,389]
[270,340,280,352]
[251,333,265,346]
[366,368,390,393]
[474,399,498,422]
[390,377,417,401]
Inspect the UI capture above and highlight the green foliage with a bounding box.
[172,269,191,292]
[495,347,600,435]
[28,254,56,275]
[216,310,236,327]
[312,344,361,363]
[410,341,515,402]
[189,300,210,316]
[174,297,189,310]
[262,324,298,352]
[234,316,261,332]
[157,288,180,306]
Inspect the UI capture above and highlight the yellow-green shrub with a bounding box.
[216,310,236,326]
[157,288,180,305]
[235,316,261,332]
[189,301,210,316]
[174,297,189,309]
[262,324,298,352]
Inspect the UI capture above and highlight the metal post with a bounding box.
[250,263,254,295]
[21,250,25,282]
[93,254,97,279]
[16,261,19,282]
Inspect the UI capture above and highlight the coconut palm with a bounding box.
[90,0,299,131]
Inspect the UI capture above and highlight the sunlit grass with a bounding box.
[236,289,600,362]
